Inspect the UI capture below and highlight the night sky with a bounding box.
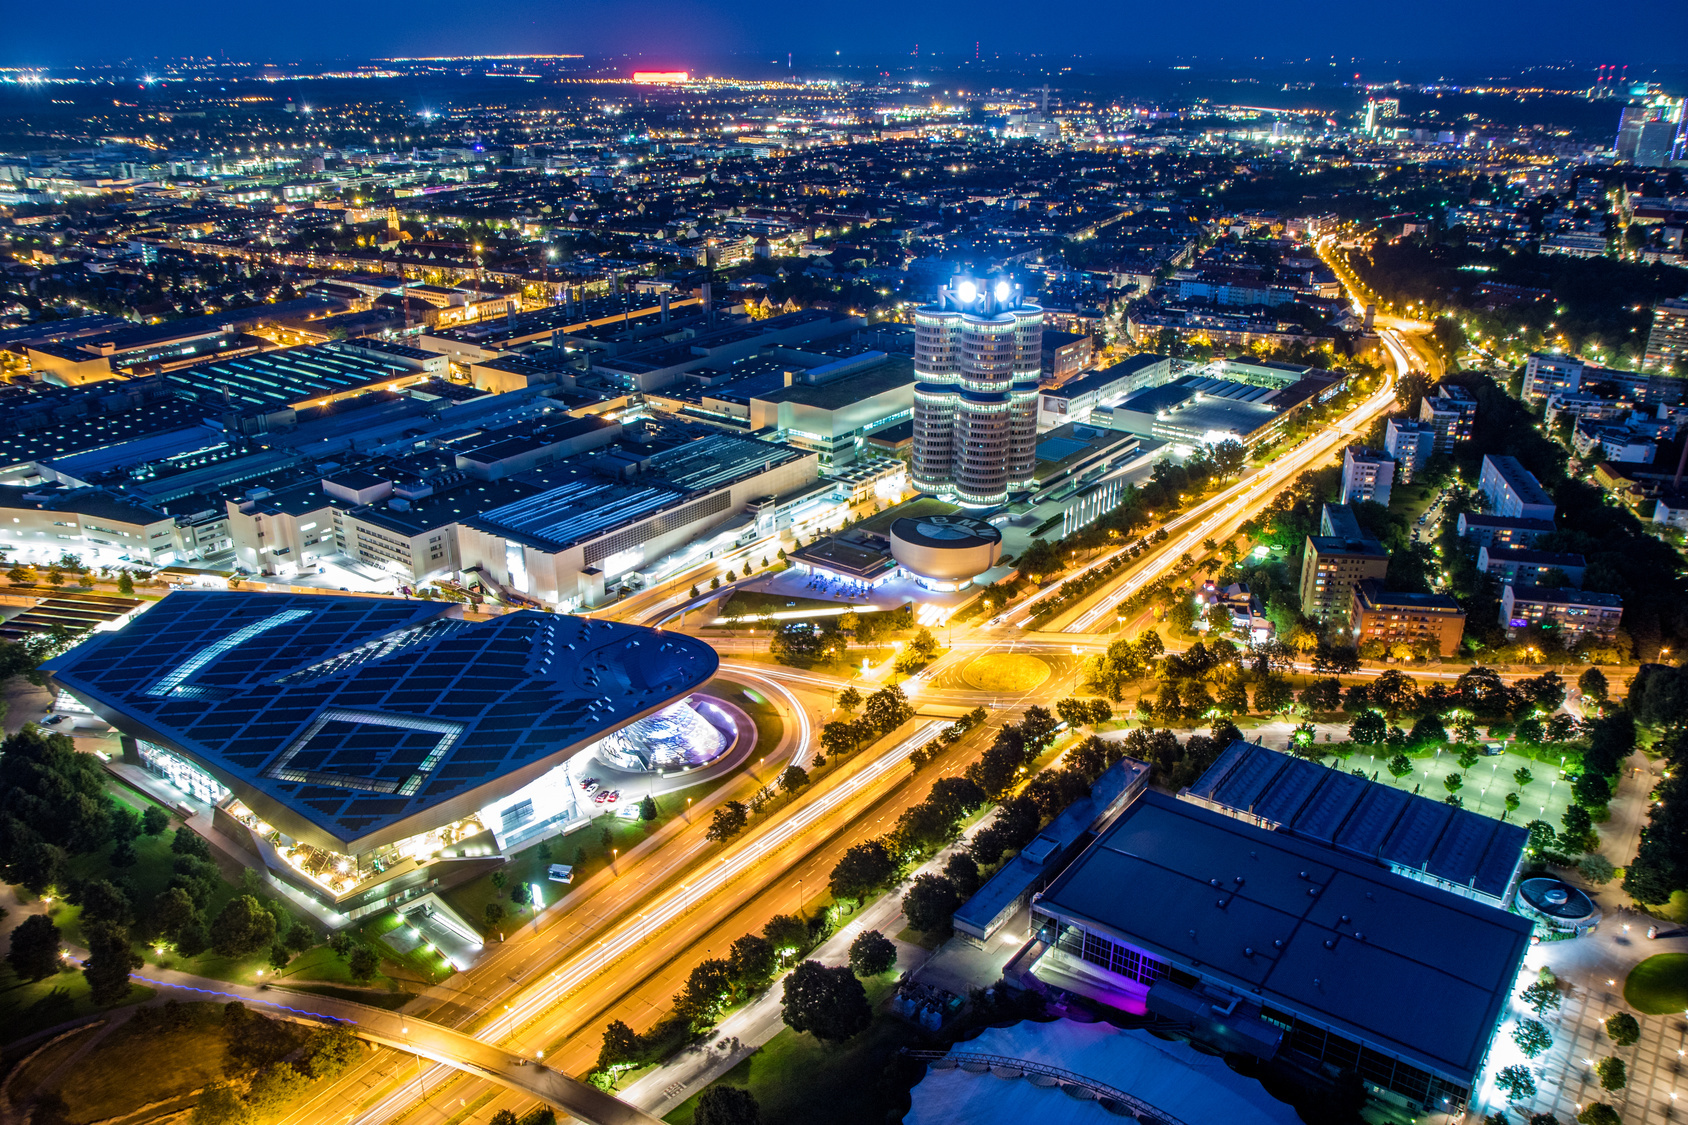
[5,0,1687,70]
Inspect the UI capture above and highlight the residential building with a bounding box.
[1522,353,1585,402]
[1646,296,1688,372]
[1350,578,1466,657]
[1500,584,1624,645]
[1455,512,1556,549]
[1383,417,1437,481]
[1340,446,1394,507]
[1654,493,1688,530]
[1571,421,1657,464]
[1476,546,1587,588]
[1298,509,1388,625]
[1477,454,1556,520]
[912,278,1043,506]
[1418,384,1477,453]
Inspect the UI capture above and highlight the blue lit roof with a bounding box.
[45,592,717,851]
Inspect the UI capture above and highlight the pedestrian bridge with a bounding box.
[270,991,662,1125]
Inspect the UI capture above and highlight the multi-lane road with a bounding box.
[247,262,1431,1125]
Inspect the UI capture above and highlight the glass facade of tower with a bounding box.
[912,281,1042,507]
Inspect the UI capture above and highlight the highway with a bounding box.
[252,236,1428,1125]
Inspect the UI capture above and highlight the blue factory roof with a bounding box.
[1183,742,1527,902]
[45,592,717,852]
[1036,792,1533,1086]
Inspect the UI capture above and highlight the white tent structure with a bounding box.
[905,1019,1304,1125]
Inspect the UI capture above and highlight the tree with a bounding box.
[1514,1018,1553,1059]
[820,721,860,759]
[639,794,657,821]
[142,805,170,836]
[7,913,61,980]
[1496,1065,1537,1103]
[837,686,862,713]
[246,1063,310,1119]
[1605,1012,1640,1047]
[1252,676,1293,714]
[1300,677,1342,712]
[1580,854,1617,884]
[510,880,533,908]
[1578,1104,1621,1125]
[83,918,139,1004]
[347,944,381,982]
[829,839,896,902]
[1521,979,1562,1016]
[706,801,750,844]
[727,934,776,993]
[762,914,809,960]
[210,896,277,958]
[1351,711,1387,746]
[1444,772,1464,795]
[597,1020,643,1073]
[190,1085,254,1125]
[781,960,872,1042]
[1579,667,1609,705]
[1387,752,1414,780]
[1514,766,1534,788]
[483,902,506,929]
[863,685,913,733]
[849,930,897,977]
[902,873,960,933]
[673,958,735,1025]
[1409,713,1447,748]
[694,1085,760,1125]
[944,852,981,896]
[1596,1057,1626,1091]
[1088,698,1113,725]
[269,941,292,971]
[301,1024,361,1080]
[778,766,810,796]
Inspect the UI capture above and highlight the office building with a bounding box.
[45,592,722,917]
[1035,354,1173,431]
[1017,791,1531,1114]
[1299,505,1388,625]
[1040,329,1094,385]
[912,278,1043,506]
[1350,579,1466,657]
[1383,418,1436,481]
[1417,385,1477,453]
[1340,446,1394,507]
[1647,297,1688,372]
[1476,546,1587,589]
[1500,584,1624,645]
[1477,454,1556,520]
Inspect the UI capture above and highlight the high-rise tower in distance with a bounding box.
[912,277,1042,507]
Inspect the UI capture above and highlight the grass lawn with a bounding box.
[1626,954,1688,1015]
[664,978,914,1125]
[44,1001,246,1124]
[854,497,958,535]
[720,591,842,618]
[0,962,154,1048]
[1389,480,1441,526]
[6,1023,100,1102]
[961,653,1051,693]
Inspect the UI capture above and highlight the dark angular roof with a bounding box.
[45,592,716,851]
[1037,792,1533,1086]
